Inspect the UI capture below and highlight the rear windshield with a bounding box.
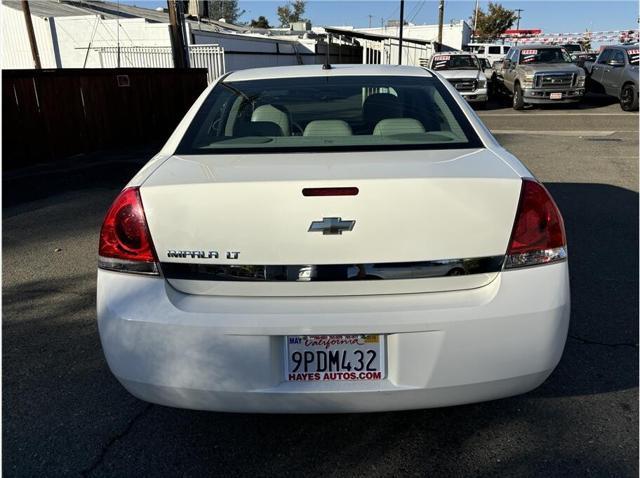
[628,48,639,65]
[562,44,582,52]
[431,55,479,70]
[518,48,572,64]
[176,75,482,154]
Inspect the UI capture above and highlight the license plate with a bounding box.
[285,335,385,382]
[550,92,563,100]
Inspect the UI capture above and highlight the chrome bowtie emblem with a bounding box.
[308,217,355,235]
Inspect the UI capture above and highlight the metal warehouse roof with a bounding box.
[2,0,250,33]
[324,26,435,46]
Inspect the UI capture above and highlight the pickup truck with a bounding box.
[584,45,639,111]
[429,52,489,105]
[494,44,586,110]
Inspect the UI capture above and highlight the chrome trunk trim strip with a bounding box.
[160,256,505,282]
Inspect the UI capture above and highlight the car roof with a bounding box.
[224,64,434,82]
[512,44,565,50]
[609,44,639,50]
[434,51,477,56]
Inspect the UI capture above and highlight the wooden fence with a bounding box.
[3,68,208,169]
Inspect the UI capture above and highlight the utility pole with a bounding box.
[398,0,404,65]
[21,0,41,69]
[167,0,188,68]
[368,14,373,28]
[472,0,479,42]
[514,8,523,45]
[437,0,445,51]
[515,8,523,30]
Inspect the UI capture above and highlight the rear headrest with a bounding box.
[373,118,426,136]
[251,105,290,136]
[234,121,283,137]
[303,120,353,137]
[362,93,402,128]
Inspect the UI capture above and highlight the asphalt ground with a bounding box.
[3,95,639,477]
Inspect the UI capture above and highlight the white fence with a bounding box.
[188,45,225,83]
[95,44,225,83]
[361,38,433,67]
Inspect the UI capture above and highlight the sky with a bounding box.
[124,1,639,33]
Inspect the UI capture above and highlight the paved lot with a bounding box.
[3,97,638,477]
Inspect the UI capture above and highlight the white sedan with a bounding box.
[97,64,570,413]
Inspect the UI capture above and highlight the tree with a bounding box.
[276,0,306,27]
[470,2,517,42]
[250,16,271,28]
[207,0,245,24]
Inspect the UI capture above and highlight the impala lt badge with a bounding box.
[308,217,355,235]
[167,250,240,259]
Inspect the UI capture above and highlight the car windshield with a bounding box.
[627,48,639,65]
[519,48,572,64]
[431,54,479,70]
[176,75,482,154]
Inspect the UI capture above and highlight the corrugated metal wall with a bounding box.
[1,5,57,68]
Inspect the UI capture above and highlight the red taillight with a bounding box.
[505,179,567,269]
[99,187,158,268]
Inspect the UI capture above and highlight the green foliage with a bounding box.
[277,0,306,27]
[471,2,517,41]
[208,0,245,24]
[250,15,271,28]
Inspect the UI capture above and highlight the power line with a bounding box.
[409,0,427,24]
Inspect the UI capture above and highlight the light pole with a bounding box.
[398,0,405,64]
[514,8,523,45]
[437,0,445,50]
[473,0,479,42]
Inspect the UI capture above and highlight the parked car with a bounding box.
[584,45,639,111]
[478,57,496,96]
[97,64,570,413]
[429,52,489,105]
[494,44,586,109]
[464,42,511,65]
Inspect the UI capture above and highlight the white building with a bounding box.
[1,0,324,76]
[355,20,472,51]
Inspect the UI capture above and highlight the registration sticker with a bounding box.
[285,335,385,382]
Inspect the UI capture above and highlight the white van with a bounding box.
[465,43,511,66]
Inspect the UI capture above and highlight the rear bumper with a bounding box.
[97,262,570,413]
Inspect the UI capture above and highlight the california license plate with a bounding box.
[550,92,563,100]
[285,335,385,382]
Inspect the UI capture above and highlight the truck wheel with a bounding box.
[620,83,639,111]
[513,83,525,110]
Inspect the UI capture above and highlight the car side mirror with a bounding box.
[503,59,511,68]
[608,59,625,67]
